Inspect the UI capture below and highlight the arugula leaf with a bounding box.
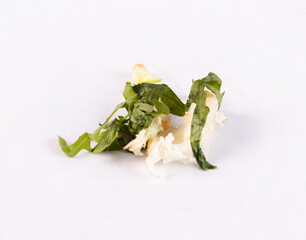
[128,102,156,134]
[111,119,135,149]
[134,102,154,113]
[91,126,103,142]
[146,100,170,115]
[92,125,120,153]
[133,83,186,116]
[187,80,216,170]
[99,102,126,129]
[58,133,92,157]
[123,82,140,101]
[202,72,225,109]
[104,129,134,151]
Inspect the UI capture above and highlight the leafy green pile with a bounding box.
[58,72,224,170]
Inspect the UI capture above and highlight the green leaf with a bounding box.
[202,72,225,109]
[147,100,170,114]
[187,80,216,170]
[58,133,92,157]
[129,105,154,134]
[186,73,224,170]
[91,126,103,142]
[92,125,120,153]
[123,82,140,101]
[93,118,135,153]
[133,83,186,116]
[100,102,126,128]
[104,129,134,151]
[134,102,154,113]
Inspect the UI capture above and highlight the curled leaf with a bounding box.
[99,102,126,129]
[202,72,225,109]
[58,133,92,157]
[187,80,216,170]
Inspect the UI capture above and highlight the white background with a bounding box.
[0,0,306,239]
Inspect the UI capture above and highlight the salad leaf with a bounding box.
[187,80,216,170]
[123,82,140,101]
[93,124,120,153]
[186,72,225,170]
[104,129,134,151]
[202,72,225,109]
[99,102,126,129]
[134,102,154,113]
[146,100,170,115]
[59,118,135,157]
[58,133,92,157]
[93,118,134,153]
[128,101,156,134]
[133,83,186,116]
